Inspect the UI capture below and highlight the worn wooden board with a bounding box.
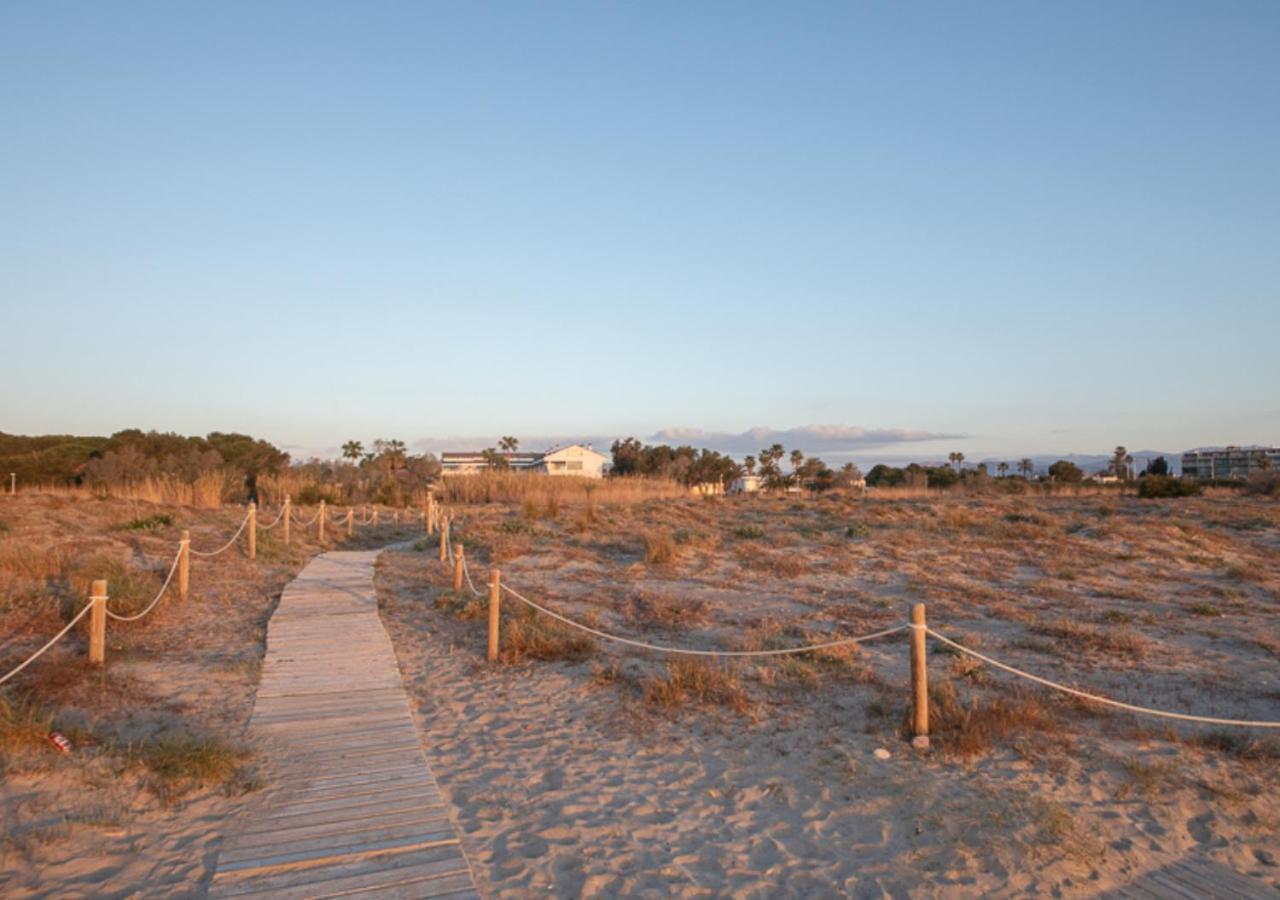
[1101,856,1275,898]
[210,551,477,899]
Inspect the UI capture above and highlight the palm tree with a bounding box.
[1111,446,1128,479]
[790,449,804,472]
[1124,453,1134,481]
[948,452,958,470]
[499,436,519,453]
[342,440,363,462]
[743,455,757,475]
[953,452,965,472]
[997,461,1009,479]
[1018,458,1034,479]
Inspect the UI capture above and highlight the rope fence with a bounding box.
[0,495,437,689]
[104,544,184,622]
[435,516,1280,737]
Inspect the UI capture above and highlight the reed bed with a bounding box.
[27,470,233,508]
[437,472,687,506]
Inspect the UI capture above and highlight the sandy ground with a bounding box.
[0,494,425,898]
[376,493,1280,897]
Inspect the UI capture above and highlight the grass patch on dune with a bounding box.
[116,514,173,532]
[643,658,751,715]
[641,529,677,565]
[136,731,255,804]
[911,679,1061,758]
[66,553,162,619]
[1029,617,1148,657]
[499,607,595,665]
[0,693,55,763]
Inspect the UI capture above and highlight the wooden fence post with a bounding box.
[179,530,190,601]
[488,568,501,663]
[247,502,257,560]
[283,494,291,545]
[439,517,448,562]
[373,508,379,527]
[910,603,930,748]
[425,496,433,535]
[453,545,465,591]
[318,500,326,542]
[89,579,107,665]
[347,506,354,537]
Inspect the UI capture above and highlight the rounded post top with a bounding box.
[910,603,926,625]
[91,578,108,598]
[490,568,500,585]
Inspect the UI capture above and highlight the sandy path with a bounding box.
[376,544,1280,898]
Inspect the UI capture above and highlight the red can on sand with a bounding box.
[48,731,72,753]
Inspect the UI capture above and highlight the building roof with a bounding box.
[440,451,542,462]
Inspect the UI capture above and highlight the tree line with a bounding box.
[609,438,864,492]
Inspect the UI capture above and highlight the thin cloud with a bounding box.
[411,435,616,455]
[648,425,959,456]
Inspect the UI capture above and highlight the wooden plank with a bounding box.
[1102,857,1274,899]
[211,550,476,897]
[220,817,459,865]
[212,844,469,898]
[236,807,453,845]
[252,793,448,829]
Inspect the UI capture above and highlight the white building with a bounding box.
[440,443,609,479]
[538,444,609,478]
[728,473,763,494]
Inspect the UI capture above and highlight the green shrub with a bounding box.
[1243,471,1280,497]
[295,484,338,506]
[845,522,870,539]
[1137,475,1202,499]
[118,514,173,531]
[731,525,766,540]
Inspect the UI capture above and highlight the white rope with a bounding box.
[256,505,286,530]
[291,509,321,527]
[189,511,251,557]
[499,583,908,657]
[924,626,1280,729]
[460,554,485,597]
[0,603,94,687]
[105,545,183,622]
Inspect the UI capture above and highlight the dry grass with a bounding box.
[133,731,253,805]
[1028,618,1149,657]
[911,679,1061,757]
[439,471,686,506]
[642,658,752,715]
[641,528,677,565]
[32,470,232,508]
[0,693,55,764]
[498,610,596,665]
[624,591,707,630]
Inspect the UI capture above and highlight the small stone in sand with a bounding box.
[873,748,891,760]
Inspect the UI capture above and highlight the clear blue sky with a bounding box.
[3,2,1277,462]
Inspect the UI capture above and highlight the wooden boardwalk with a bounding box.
[1101,856,1275,898]
[210,550,477,899]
